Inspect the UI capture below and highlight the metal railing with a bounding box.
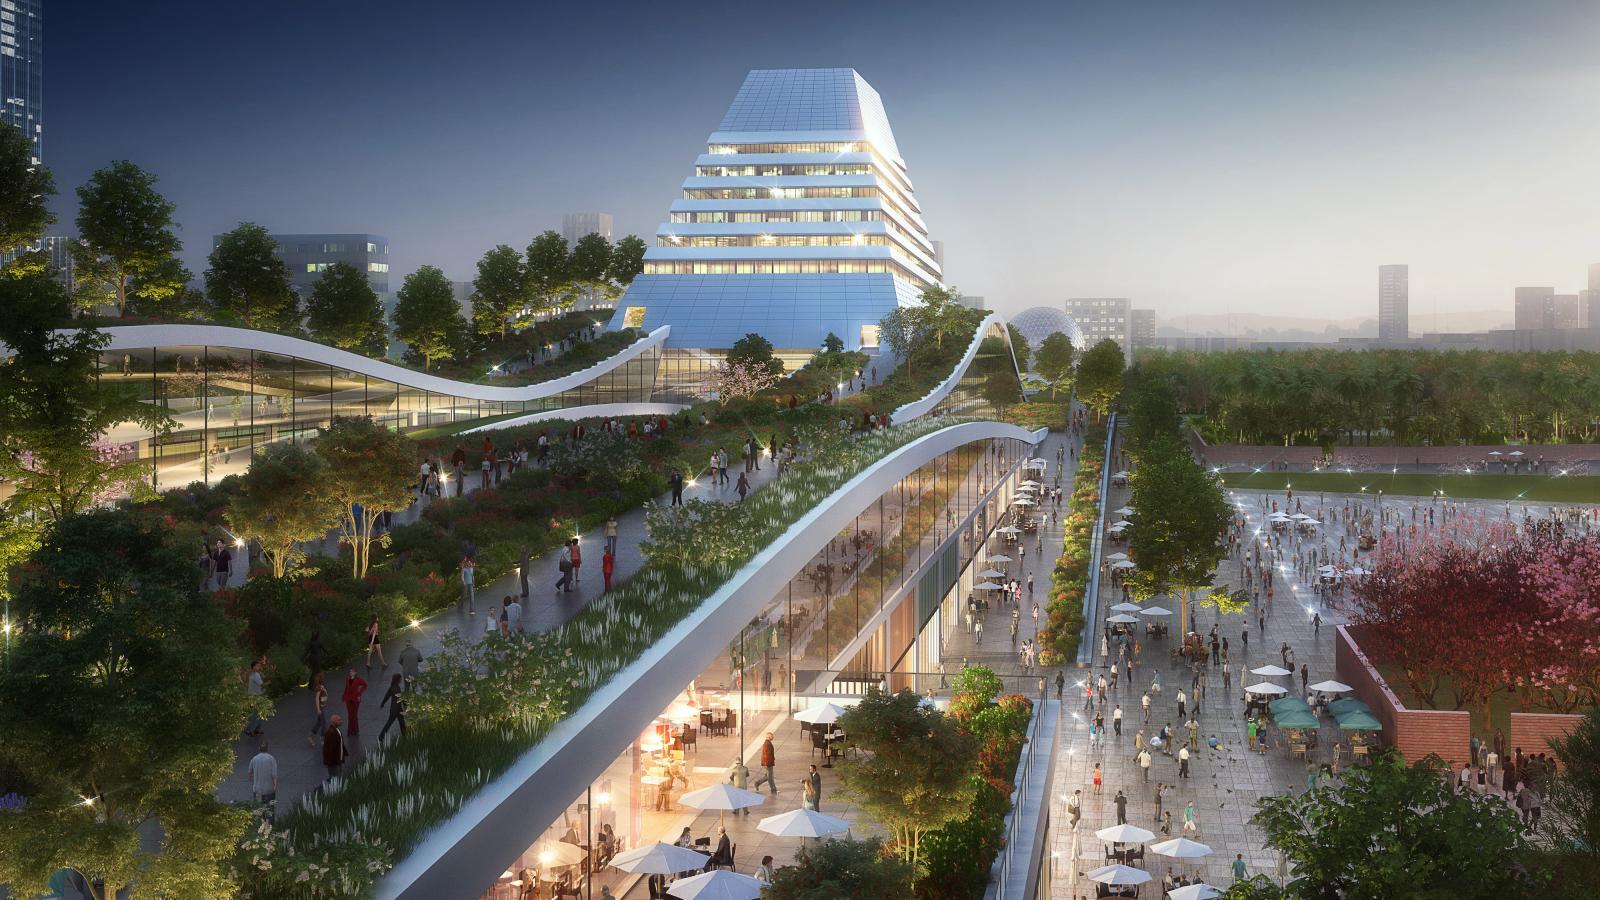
[1077,412,1118,666]
[987,682,1052,899]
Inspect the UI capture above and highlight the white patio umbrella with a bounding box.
[1027,458,1049,467]
[976,568,1007,579]
[1150,837,1213,859]
[531,841,587,867]
[1291,512,1314,519]
[1139,606,1173,617]
[793,702,849,724]
[1114,470,1130,478]
[1107,614,1139,624]
[1013,498,1037,506]
[668,870,767,900]
[1095,824,1156,843]
[974,581,1006,591]
[1087,864,1152,886]
[1251,664,1293,677]
[1107,552,1130,560]
[679,784,768,824]
[1114,506,1135,515]
[1508,450,1525,457]
[1346,565,1371,575]
[1110,602,1142,613]
[988,554,1014,563]
[757,808,850,838]
[1110,560,1136,569]
[1020,480,1042,487]
[1309,680,1353,693]
[996,526,1022,534]
[1108,520,1133,529]
[1299,518,1322,526]
[1317,564,1337,574]
[1245,682,1289,695]
[1168,884,1222,900]
[610,842,710,874]
[1488,450,1504,456]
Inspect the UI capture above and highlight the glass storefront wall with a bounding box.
[482,434,1042,899]
[96,343,663,490]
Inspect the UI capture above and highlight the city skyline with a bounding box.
[37,0,1600,321]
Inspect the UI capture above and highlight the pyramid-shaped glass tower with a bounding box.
[609,68,942,355]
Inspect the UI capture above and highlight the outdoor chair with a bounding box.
[810,729,827,759]
[682,727,697,754]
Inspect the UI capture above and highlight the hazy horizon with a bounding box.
[42,0,1600,322]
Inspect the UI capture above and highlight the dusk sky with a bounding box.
[46,0,1600,323]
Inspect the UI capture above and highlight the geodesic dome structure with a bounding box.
[1007,306,1084,366]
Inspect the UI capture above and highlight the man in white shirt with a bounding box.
[504,598,523,633]
[248,739,278,819]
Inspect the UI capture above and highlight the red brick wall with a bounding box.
[1336,625,1472,766]
[1510,712,1583,765]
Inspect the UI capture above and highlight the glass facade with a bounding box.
[478,432,1043,898]
[99,342,663,489]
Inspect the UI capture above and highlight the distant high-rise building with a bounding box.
[930,239,945,273]
[1581,290,1599,330]
[1378,265,1408,342]
[561,212,613,247]
[1130,308,1157,350]
[1552,294,1582,330]
[1514,286,1557,330]
[0,0,42,164]
[956,294,985,310]
[1589,263,1600,292]
[1067,298,1134,358]
[41,233,72,290]
[220,234,392,300]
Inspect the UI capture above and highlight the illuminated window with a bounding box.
[366,242,377,253]
[367,262,389,273]
[623,306,647,328]
[860,324,881,348]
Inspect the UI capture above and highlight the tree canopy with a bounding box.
[1006,323,1031,373]
[305,261,386,354]
[763,838,912,899]
[391,265,467,370]
[1033,331,1075,398]
[313,417,418,578]
[0,509,252,900]
[0,123,55,273]
[608,235,647,285]
[1075,338,1125,418]
[525,231,574,317]
[72,161,183,316]
[205,222,300,331]
[227,442,339,578]
[726,332,783,376]
[470,244,527,340]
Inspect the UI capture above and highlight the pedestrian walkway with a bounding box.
[1048,433,1351,894]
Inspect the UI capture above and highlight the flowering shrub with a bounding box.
[1036,423,1105,664]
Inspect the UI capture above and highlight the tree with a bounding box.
[525,230,573,317]
[0,122,55,274]
[71,161,183,316]
[1542,706,1600,896]
[205,222,300,331]
[1076,338,1125,418]
[313,417,417,578]
[226,442,338,578]
[569,232,619,310]
[391,265,467,370]
[0,509,252,900]
[726,332,784,377]
[1251,750,1541,898]
[913,284,971,349]
[981,371,1022,415]
[878,307,925,378]
[707,359,782,406]
[836,688,977,876]
[469,244,527,340]
[822,332,845,354]
[0,272,168,530]
[1034,331,1075,399]
[1006,323,1031,373]
[126,256,205,321]
[1126,442,1231,634]
[305,261,386,354]
[762,838,912,899]
[608,234,647,285]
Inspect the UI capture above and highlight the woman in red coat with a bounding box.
[602,549,616,592]
[342,668,368,736]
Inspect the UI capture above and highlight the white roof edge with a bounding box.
[893,313,1017,422]
[79,324,670,403]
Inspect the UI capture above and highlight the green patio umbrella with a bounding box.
[1335,710,1383,731]
[1328,698,1372,716]
[1275,709,1321,730]
[1270,697,1314,715]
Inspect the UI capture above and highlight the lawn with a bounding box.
[1218,470,1600,503]
[1374,662,1569,740]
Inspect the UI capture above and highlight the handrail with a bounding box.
[1077,412,1118,666]
[985,684,1059,900]
[71,323,671,403]
[892,312,1015,422]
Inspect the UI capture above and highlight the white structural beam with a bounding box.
[379,419,1046,900]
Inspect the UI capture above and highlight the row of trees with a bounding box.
[1138,346,1600,446]
[1121,367,1237,634]
[1351,520,1600,715]
[0,128,646,369]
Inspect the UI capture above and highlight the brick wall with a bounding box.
[1509,712,1583,765]
[1336,625,1472,766]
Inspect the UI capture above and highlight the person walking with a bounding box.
[569,540,583,587]
[1113,705,1123,737]
[669,470,685,506]
[1153,782,1165,823]
[736,471,750,501]
[518,544,532,599]
[212,539,233,590]
[460,556,477,614]
[1232,854,1248,884]
[1142,691,1151,723]
[1176,689,1187,719]
[1067,789,1082,830]
[248,739,278,819]
[555,541,575,593]
[1114,789,1128,825]
[602,548,616,593]
[605,516,619,555]
[1055,670,1065,700]
[307,672,329,746]
[752,733,778,794]
[243,659,265,737]
[806,764,823,812]
[322,714,348,781]
[1138,749,1152,781]
[364,615,386,670]
[378,673,407,743]
[398,640,423,690]
[504,596,523,633]
[1178,745,1191,779]
[196,541,215,592]
[1300,663,1309,694]
[1092,763,1102,793]
[728,758,751,815]
[341,668,368,737]
[1182,800,1198,835]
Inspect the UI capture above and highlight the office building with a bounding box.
[1552,294,1582,330]
[1130,308,1157,350]
[219,234,391,299]
[931,238,945,272]
[41,233,72,290]
[1,0,42,164]
[1066,298,1133,357]
[957,293,987,310]
[561,212,613,247]
[611,68,942,359]
[1378,264,1408,342]
[1514,286,1557,330]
